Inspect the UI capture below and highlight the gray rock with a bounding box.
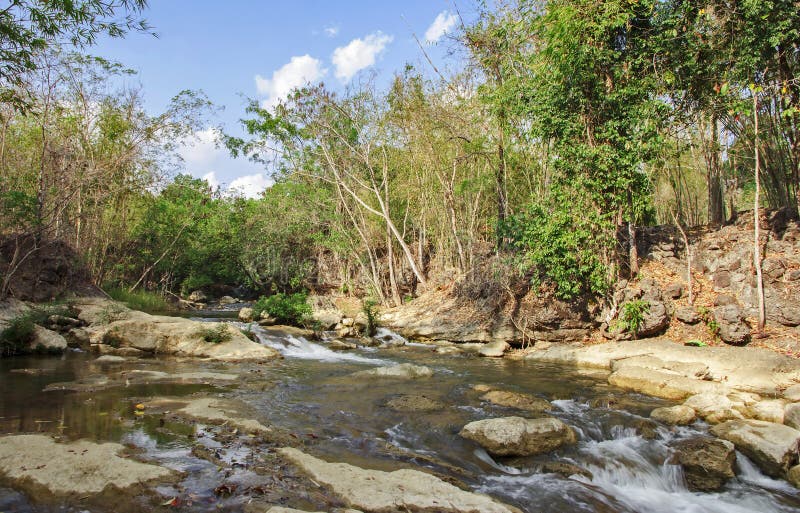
[329,340,357,351]
[637,301,670,337]
[312,309,343,330]
[94,355,127,363]
[674,307,700,325]
[479,340,510,357]
[30,325,67,352]
[714,305,751,346]
[650,405,696,425]
[459,416,576,456]
[278,448,520,513]
[784,385,800,402]
[711,419,800,477]
[664,283,683,299]
[683,393,744,424]
[777,306,800,327]
[219,295,238,305]
[788,465,800,488]
[673,437,736,491]
[714,294,737,306]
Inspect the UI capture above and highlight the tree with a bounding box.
[0,0,151,111]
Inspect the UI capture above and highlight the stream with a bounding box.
[1,318,799,512]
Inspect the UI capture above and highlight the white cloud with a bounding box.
[202,171,220,190]
[425,11,458,43]
[178,127,221,168]
[255,55,326,110]
[323,25,339,37]
[332,31,393,82]
[229,173,272,199]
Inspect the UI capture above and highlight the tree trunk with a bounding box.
[753,92,766,333]
[703,115,726,225]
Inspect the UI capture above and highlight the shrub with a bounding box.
[0,304,72,356]
[619,299,650,339]
[362,299,379,337]
[196,324,231,344]
[252,292,312,326]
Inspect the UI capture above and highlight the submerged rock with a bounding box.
[711,419,800,477]
[459,416,576,457]
[278,447,520,513]
[351,363,433,379]
[386,394,445,412]
[145,397,271,434]
[539,461,593,479]
[480,390,551,412]
[650,405,696,426]
[0,434,174,495]
[673,437,736,491]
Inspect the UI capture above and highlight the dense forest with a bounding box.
[1,0,799,310]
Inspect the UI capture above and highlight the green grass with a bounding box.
[195,324,232,344]
[105,287,172,313]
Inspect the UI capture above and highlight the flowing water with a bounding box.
[1,319,799,512]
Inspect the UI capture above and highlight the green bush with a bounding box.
[195,324,232,344]
[362,299,379,337]
[252,292,312,326]
[106,287,171,313]
[180,275,213,297]
[504,193,612,300]
[0,304,73,356]
[619,299,650,339]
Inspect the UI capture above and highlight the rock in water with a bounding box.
[0,434,173,495]
[650,405,696,425]
[238,307,254,322]
[459,416,576,456]
[351,363,433,379]
[278,447,521,513]
[30,325,67,352]
[481,390,551,412]
[386,394,445,412]
[711,419,800,477]
[673,437,736,491]
[479,340,509,357]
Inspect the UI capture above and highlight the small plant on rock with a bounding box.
[619,299,650,339]
[196,324,232,344]
[361,299,379,337]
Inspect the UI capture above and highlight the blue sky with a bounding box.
[92,1,474,197]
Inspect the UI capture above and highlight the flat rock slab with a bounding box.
[0,434,173,495]
[351,363,433,379]
[459,416,576,456]
[145,397,270,434]
[266,508,362,513]
[526,339,800,395]
[278,447,520,513]
[711,419,800,477]
[481,390,551,412]
[386,394,445,411]
[609,366,725,400]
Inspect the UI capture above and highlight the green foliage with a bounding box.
[619,300,650,339]
[96,303,128,324]
[0,304,73,356]
[102,328,124,348]
[505,192,612,299]
[361,299,379,337]
[195,324,232,344]
[252,292,312,326]
[106,287,171,313]
[0,312,37,356]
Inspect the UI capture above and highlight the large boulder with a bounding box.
[313,309,343,330]
[459,416,576,457]
[713,305,751,346]
[73,299,278,361]
[29,325,67,352]
[278,448,520,513]
[673,437,736,492]
[650,405,696,426]
[784,403,800,430]
[711,419,800,477]
[608,366,722,401]
[238,307,254,322]
[187,290,207,302]
[637,300,670,337]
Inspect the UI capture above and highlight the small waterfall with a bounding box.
[242,323,386,364]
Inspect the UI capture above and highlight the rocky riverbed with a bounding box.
[1,312,800,513]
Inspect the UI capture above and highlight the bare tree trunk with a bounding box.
[627,191,639,276]
[671,209,694,305]
[753,92,766,332]
[703,114,726,225]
